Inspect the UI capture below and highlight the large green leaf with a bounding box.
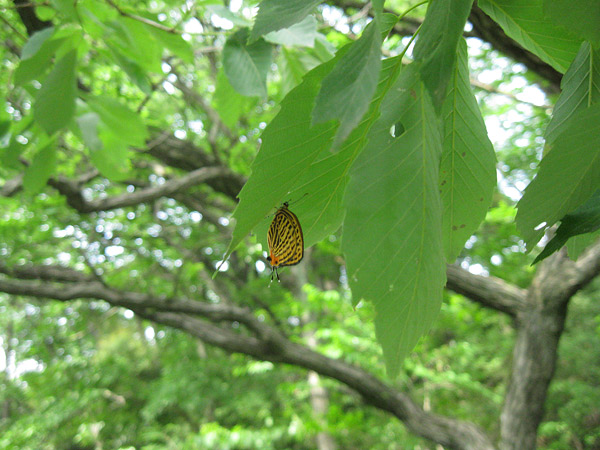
[249,0,321,43]
[33,50,77,135]
[516,104,600,249]
[440,40,496,261]
[342,64,446,377]
[15,35,67,86]
[478,0,582,73]
[21,27,55,60]
[264,16,318,48]
[545,42,600,145]
[413,0,473,108]
[86,95,148,147]
[312,21,381,146]
[255,55,406,250]
[223,29,272,97]
[221,55,340,264]
[543,0,600,47]
[23,142,57,195]
[534,189,600,263]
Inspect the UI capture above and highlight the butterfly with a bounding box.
[266,202,304,282]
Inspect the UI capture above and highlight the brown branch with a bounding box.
[52,166,233,213]
[499,241,600,450]
[445,264,528,317]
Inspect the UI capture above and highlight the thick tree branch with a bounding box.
[51,166,233,213]
[0,265,497,450]
[499,241,600,450]
[445,264,528,317]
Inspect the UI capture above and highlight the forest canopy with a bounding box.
[1,0,600,449]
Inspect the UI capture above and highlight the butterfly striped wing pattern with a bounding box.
[267,202,304,268]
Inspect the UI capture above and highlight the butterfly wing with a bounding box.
[268,204,304,267]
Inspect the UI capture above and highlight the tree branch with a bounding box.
[51,166,233,213]
[445,264,528,317]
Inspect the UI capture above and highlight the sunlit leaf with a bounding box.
[250,0,321,43]
[264,16,318,47]
[23,142,57,195]
[33,50,77,135]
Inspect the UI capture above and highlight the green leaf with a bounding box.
[255,56,405,250]
[413,0,473,108]
[86,95,148,147]
[213,69,251,129]
[380,13,399,40]
[106,17,162,73]
[440,39,497,261]
[23,143,57,195]
[264,16,318,47]
[14,36,67,85]
[534,189,600,263]
[516,104,600,249]
[249,0,321,43]
[342,64,446,377]
[545,42,600,145]
[150,27,195,64]
[312,21,381,147]
[91,130,131,181]
[107,46,152,94]
[478,0,582,73]
[33,50,78,135]
[21,27,55,60]
[543,0,600,47]
[0,140,26,170]
[76,112,102,151]
[566,230,600,260]
[221,56,340,265]
[223,29,272,97]
[50,0,78,21]
[278,48,310,96]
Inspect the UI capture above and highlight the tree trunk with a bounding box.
[500,251,574,450]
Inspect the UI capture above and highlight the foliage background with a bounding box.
[1,0,600,449]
